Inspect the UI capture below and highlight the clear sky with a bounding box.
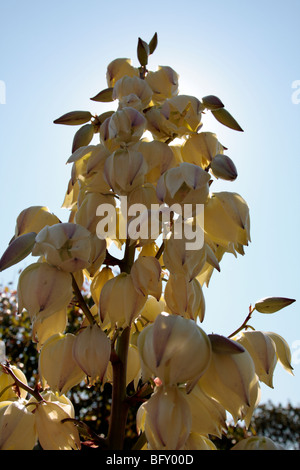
[0,0,299,407]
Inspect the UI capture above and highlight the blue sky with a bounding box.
[0,0,299,407]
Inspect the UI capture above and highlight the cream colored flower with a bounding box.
[137,312,211,386]
[32,223,92,272]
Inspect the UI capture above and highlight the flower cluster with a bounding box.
[0,34,295,450]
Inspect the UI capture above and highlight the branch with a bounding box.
[71,274,96,326]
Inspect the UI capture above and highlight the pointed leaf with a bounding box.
[211,108,243,131]
[90,87,114,102]
[137,38,149,67]
[53,111,92,125]
[255,297,296,314]
[149,32,158,55]
[72,124,95,153]
[0,232,36,272]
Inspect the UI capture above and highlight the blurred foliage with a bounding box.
[0,284,299,450]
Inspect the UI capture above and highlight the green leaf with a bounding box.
[137,37,149,67]
[254,297,296,314]
[72,124,95,153]
[90,87,114,102]
[211,108,243,131]
[149,32,158,55]
[0,232,36,272]
[53,111,92,125]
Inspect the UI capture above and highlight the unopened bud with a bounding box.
[17,262,73,322]
[210,154,238,181]
[0,400,37,450]
[138,384,191,450]
[0,232,36,272]
[38,333,86,395]
[34,400,81,450]
[254,297,296,314]
[99,273,147,327]
[73,324,111,385]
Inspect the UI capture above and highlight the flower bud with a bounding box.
[72,123,95,153]
[14,206,60,238]
[202,95,224,110]
[0,231,36,272]
[137,385,191,450]
[231,436,283,450]
[131,255,162,300]
[145,66,179,103]
[53,110,92,126]
[254,296,296,314]
[104,147,147,195]
[204,192,251,248]
[34,400,81,450]
[210,154,238,181]
[32,223,92,272]
[236,331,277,387]
[0,366,28,401]
[113,75,153,110]
[72,324,111,385]
[106,58,139,87]
[0,400,37,450]
[156,162,210,209]
[137,313,211,386]
[99,273,147,327]
[17,262,73,322]
[38,333,86,395]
